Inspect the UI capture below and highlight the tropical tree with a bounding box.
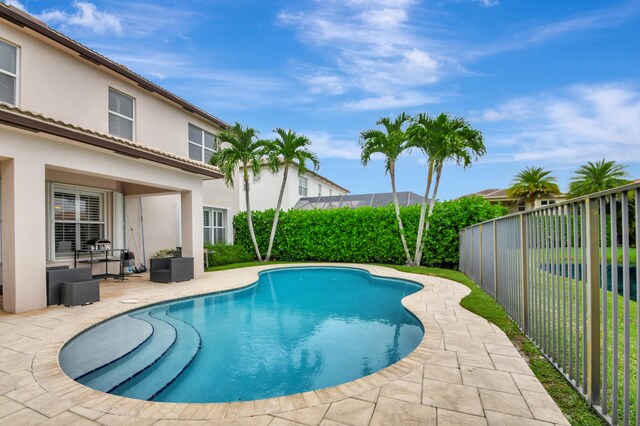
[209,122,268,261]
[568,159,631,197]
[407,113,485,265]
[263,128,320,262]
[359,113,413,265]
[507,166,560,209]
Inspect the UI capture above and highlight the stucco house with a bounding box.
[461,188,566,213]
[0,5,239,313]
[239,164,349,212]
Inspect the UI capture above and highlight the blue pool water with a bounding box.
[60,267,424,402]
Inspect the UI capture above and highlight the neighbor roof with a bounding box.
[0,104,224,179]
[0,4,229,130]
[294,191,425,210]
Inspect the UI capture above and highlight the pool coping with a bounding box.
[5,263,570,424]
[32,264,439,418]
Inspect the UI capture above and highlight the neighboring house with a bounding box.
[461,188,566,213]
[239,164,349,212]
[294,191,425,210]
[0,5,238,313]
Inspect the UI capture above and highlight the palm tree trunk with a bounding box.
[244,168,262,262]
[416,162,443,265]
[265,164,289,262]
[413,159,434,265]
[390,163,413,265]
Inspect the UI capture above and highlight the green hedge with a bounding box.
[233,196,506,267]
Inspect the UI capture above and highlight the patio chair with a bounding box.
[150,257,194,283]
[46,266,100,306]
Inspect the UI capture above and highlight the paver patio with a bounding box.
[0,264,569,425]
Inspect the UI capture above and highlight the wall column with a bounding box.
[181,186,204,278]
[1,157,47,313]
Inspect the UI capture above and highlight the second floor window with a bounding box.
[318,184,322,197]
[0,39,18,106]
[298,176,308,196]
[188,124,216,163]
[109,88,134,141]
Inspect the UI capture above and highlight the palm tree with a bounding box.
[263,128,320,262]
[360,113,413,265]
[507,166,560,209]
[568,159,631,197]
[407,113,485,265]
[209,122,268,261]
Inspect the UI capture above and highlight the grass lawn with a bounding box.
[206,261,605,425]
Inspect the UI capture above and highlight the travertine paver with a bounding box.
[0,263,569,425]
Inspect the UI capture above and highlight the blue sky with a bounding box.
[8,0,640,199]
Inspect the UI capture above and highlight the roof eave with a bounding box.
[0,108,224,179]
[0,5,229,131]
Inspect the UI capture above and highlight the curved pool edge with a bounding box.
[33,263,456,420]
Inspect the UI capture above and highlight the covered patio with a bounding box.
[0,105,221,313]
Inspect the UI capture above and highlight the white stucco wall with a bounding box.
[0,22,223,158]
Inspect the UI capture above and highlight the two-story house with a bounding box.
[239,164,349,212]
[0,5,238,313]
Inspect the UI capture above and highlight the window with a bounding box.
[188,124,217,163]
[329,189,333,196]
[318,184,322,197]
[204,208,226,245]
[108,88,134,140]
[0,39,18,105]
[517,202,526,212]
[51,186,105,259]
[298,176,308,196]
[541,200,556,206]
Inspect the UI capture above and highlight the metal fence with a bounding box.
[459,182,639,425]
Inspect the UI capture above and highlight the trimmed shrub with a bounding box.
[205,244,254,267]
[233,196,507,267]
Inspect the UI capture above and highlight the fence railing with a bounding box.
[459,182,639,425]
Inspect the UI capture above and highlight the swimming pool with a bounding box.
[59,267,424,402]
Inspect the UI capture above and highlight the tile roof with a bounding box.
[0,103,224,179]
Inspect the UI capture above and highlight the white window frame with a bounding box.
[317,184,322,197]
[203,207,226,245]
[188,124,217,163]
[298,176,308,196]
[540,200,556,206]
[329,189,333,196]
[517,202,526,212]
[108,87,135,141]
[49,184,107,260]
[0,38,19,106]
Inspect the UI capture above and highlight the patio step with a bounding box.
[110,308,202,401]
[77,309,177,392]
[60,314,154,380]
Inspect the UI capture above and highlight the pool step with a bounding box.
[60,315,153,380]
[77,310,177,392]
[110,309,202,401]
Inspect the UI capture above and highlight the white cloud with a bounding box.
[476,83,640,164]
[279,1,456,111]
[305,74,346,95]
[305,131,362,160]
[4,0,26,10]
[342,92,438,111]
[38,2,123,35]
[476,0,499,6]
[468,1,640,59]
